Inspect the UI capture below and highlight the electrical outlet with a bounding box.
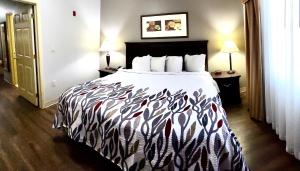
[51,80,57,87]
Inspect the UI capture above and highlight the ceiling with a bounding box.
[0,0,31,22]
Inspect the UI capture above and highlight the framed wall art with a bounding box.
[141,12,188,39]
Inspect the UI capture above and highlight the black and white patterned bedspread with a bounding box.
[53,75,248,171]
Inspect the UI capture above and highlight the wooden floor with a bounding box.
[0,74,299,171]
[226,98,300,171]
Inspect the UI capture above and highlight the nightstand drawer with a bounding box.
[211,72,241,106]
[98,68,117,77]
[217,78,239,90]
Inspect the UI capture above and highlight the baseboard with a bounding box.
[3,71,12,84]
[240,86,247,97]
[44,98,58,108]
[240,86,247,93]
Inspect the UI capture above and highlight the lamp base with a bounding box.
[227,70,235,74]
[106,53,110,69]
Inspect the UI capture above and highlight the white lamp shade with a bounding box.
[221,40,239,53]
[100,40,114,52]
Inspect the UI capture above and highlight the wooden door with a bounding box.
[14,12,38,106]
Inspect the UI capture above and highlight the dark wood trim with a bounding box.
[125,40,208,71]
[98,68,117,77]
[212,71,241,105]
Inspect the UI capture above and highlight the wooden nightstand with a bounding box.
[98,68,117,77]
[211,71,241,105]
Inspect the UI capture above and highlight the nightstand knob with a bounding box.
[224,83,232,88]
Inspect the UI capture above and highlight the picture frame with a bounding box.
[141,12,189,39]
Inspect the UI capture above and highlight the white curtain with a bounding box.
[261,0,300,160]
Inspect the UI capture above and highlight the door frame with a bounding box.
[13,0,44,108]
[6,14,18,86]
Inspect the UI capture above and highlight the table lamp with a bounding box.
[100,40,113,69]
[221,40,239,74]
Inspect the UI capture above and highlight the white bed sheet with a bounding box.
[101,69,220,95]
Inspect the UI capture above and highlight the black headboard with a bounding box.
[125,40,208,71]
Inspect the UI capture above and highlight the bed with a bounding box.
[53,41,248,171]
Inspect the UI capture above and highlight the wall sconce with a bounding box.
[221,40,239,74]
[100,40,114,69]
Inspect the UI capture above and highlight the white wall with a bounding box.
[38,0,101,106]
[100,0,246,88]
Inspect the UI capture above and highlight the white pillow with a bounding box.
[184,54,206,72]
[166,56,183,72]
[132,55,151,71]
[151,56,166,72]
